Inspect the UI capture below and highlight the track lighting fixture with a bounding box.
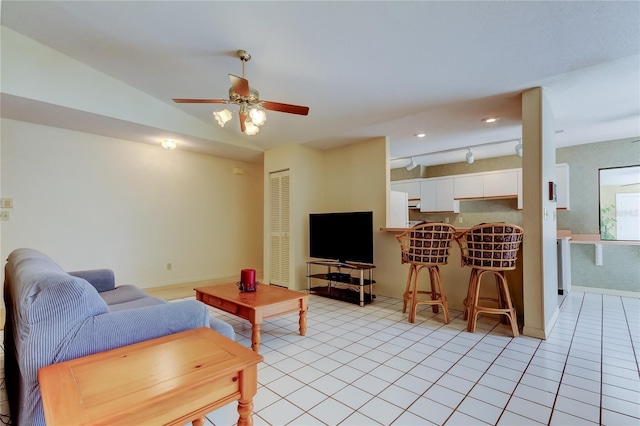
[406,157,418,171]
[515,139,523,157]
[393,137,524,168]
[466,149,475,164]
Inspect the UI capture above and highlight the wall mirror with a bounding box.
[599,165,640,241]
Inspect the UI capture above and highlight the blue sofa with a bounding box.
[3,248,235,426]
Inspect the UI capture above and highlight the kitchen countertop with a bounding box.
[382,227,639,245]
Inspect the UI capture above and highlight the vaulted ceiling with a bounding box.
[1,1,638,167]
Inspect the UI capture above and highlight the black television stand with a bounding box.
[306,261,376,306]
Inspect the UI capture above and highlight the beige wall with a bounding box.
[263,144,325,290]
[0,119,264,290]
[263,138,416,299]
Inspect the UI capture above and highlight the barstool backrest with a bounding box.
[396,223,456,266]
[456,223,524,271]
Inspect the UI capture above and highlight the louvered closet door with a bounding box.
[269,170,290,287]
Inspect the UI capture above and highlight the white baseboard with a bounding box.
[571,286,640,299]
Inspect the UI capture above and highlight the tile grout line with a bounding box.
[547,291,588,425]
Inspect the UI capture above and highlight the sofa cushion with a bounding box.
[100,284,150,306]
[69,269,115,293]
[108,295,166,312]
[6,249,110,326]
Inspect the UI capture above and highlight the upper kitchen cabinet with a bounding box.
[390,179,421,200]
[453,175,483,199]
[484,170,519,197]
[454,169,519,200]
[420,178,459,212]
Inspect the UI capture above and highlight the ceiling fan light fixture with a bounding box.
[174,50,308,137]
[213,109,233,127]
[515,139,523,157]
[244,119,260,136]
[466,148,475,164]
[249,106,267,126]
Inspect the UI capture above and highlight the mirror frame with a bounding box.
[598,165,640,241]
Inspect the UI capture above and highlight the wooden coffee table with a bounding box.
[38,327,263,426]
[196,282,309,353]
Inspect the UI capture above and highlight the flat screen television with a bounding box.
[309,211,374,264]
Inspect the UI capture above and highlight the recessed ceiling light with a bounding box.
[415,133,426,138]
[161,139,177,149]
[481,116,500,123]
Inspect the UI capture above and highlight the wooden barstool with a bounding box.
[456,223,524,337]
[396,222,456,324]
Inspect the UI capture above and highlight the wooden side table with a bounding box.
[38,327,263,426]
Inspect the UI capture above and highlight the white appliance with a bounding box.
[557,237,572,295]
[388,191,409,228]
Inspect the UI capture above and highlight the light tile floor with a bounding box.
[1,290,639,425]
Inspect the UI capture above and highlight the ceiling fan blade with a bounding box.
[172,99,228,104]
[229,74,250,98]
[262,101,309,116]
[239,111,247,133]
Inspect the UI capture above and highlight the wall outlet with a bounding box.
[0,198,13,208]
[0,211,9,221]
[458,217,463,223]
[444,217,450,223]
[166,263,172,271]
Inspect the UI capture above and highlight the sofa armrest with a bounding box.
[56,300,212,362]
[68,269,115,293]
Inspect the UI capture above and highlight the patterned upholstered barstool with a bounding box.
[396,222,456,324]
[456,223,524,337]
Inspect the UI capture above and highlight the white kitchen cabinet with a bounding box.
[484,170,518,197]
[556,163,570,209]
[454,175,483,199]
[421,178,458,212]
[390,180,421,199]
[436,178,457,212]
[419,179,437,212]
[454,170,518,199]
[394,166,563,213]
[405,181,421,199]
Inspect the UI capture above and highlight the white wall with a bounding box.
[1,119,264,289]
[1,26,256,151]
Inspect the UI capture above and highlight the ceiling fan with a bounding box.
[173,50,309,135]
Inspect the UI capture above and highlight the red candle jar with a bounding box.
[241,269,256,286]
